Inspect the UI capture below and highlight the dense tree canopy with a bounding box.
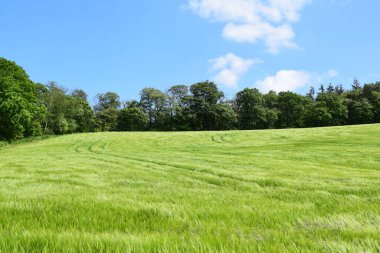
[139,88,170,130]
[235,88,277,129]
[0,58,46,140]
[117,107,148,131]
[94,92,121,131]
[316,93,348,126]
[41,83,96,134]
[1,57,380,141]
[189,81,225,130]
[276,91,306,128]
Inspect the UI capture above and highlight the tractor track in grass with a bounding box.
[67,135,375,197]
[72,137,252,190]
[78,138,286,190]
[210,134,235,145]
[73,137,371,196]
[41,136,334,194]
[69,138,234,190]
[1,125,380,252]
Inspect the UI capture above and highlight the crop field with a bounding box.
[0,125,379,252]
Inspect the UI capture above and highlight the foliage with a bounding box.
[71,89,97,132]
[94,92,121,111]
[235,88,277,129]
[117,107,148,131]
[213,102,238,130]
[94,92,121,131]
[189,81,225,130]
[347,98,374,124]
[1,57,380,140]
[41,83,96,135]
[0,58,46,140]
[276,91,306,128]
[303,101,332,127]
[316,93,348,125]
[139,88,170,130]
[362,82,380,122]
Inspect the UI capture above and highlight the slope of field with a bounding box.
[0,125,379,252]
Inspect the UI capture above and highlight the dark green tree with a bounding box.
[139,88,170,130]
[42,82,78,134]
[94,92,121,111]
[189,81,224,130]
[334,84,345,95]
[276,91,306,128]
[117,107,148,131]
[319,85,325,95]
[352,79,362,90]
[347,98,374,124]
[303,101,332,127]
[306,87,315,100]
[327,84,335,93]
[263,90,278,109]
[123,100,140,109]
[94,92,121,131]
[362,82,380,122]
[316,93,348,125]
[167,85,191,130]
[168,85,189,107]
[71,89,96,132]
[0,58,46,140]
[214,103,238,130]
[235,88,271,129]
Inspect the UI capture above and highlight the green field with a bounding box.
[0,125,379,252]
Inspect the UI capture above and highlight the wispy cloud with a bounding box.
[209,53,261,88]
[327,69,339,78]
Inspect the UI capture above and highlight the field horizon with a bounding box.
[0,124,379,252]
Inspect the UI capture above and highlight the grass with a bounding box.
[0,124,379,252]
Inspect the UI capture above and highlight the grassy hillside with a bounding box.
[0,125,379,252]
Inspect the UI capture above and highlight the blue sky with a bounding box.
[1,0,379,102]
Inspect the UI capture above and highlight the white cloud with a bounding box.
[223,22,296,53]
[209,53,261,88]
[255,68,340,92]
[255,70,311,92]
[188,0,311,53]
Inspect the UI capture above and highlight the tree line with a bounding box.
[1,57,380,141]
